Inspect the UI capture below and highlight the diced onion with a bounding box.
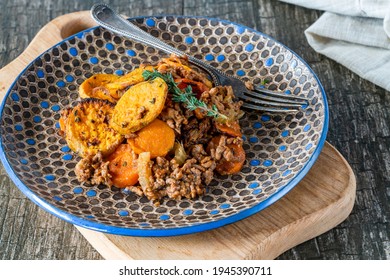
[173,142,187,165]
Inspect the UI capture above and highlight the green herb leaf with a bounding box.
[260,78,270,85]
[143,70,227,120]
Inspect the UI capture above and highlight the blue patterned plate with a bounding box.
[0,16,328,236]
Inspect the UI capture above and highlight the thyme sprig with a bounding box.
[142,70,227,120]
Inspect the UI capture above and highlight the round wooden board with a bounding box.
[0,11,356,260]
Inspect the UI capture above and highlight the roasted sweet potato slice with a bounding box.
[105,65,155,99]
[110,77,168,135]
[63,99,124,158]
[128,118,175,158]
[79,74,120,103]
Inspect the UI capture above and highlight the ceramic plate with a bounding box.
[0,16,328,236]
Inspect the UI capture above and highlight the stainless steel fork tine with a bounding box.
[253,85,309,103]
[241,102,299,113]
[244,90,308,106]
[240,93,303,109]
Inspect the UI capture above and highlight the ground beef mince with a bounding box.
[158,100,188,135]
[75,152,112,186]
[148,155,215,201]
[200,86,244,121]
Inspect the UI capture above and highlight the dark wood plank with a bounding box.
[269,1,390,260]
[0,0,184,261]
[0,0,388,260]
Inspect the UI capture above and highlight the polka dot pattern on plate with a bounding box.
[0,16,326,236]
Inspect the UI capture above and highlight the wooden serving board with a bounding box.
[0,11,356,260]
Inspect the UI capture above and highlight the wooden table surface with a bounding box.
[0,0,389,260]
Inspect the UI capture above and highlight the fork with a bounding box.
[91,3,308,112]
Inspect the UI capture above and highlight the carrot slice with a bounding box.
[215,143,246,175]
[106,144,139,188]
[175,78,211,97]
[128,118,175,158]
[207,136,246,175]
[215,121,242,137]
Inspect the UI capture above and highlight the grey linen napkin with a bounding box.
[280,0,390,91]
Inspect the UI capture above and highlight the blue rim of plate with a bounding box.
[0,15,329,237]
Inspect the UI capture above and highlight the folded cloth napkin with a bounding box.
[280,0,390,91]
